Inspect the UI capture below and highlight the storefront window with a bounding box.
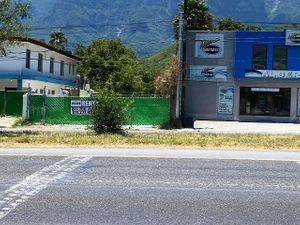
[240,87,291,117]
[252,45,267,70]
[273,46,287,70]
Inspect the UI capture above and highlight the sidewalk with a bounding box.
[194,120,300,134]
[3,119,300,135]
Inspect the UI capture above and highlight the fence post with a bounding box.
[26,83,31,120]
[41,86,46,125]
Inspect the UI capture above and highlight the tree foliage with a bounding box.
[173,0,214,40]
[217,17,262,31]
[49,31,68,50]
[90,91,129,134]
[75,39,153,94]
[0,0,31,55]
[155,56,178,97]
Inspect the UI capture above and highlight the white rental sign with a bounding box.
[286,30,300,46]
[70,100,95,115]
[218,86,234,115]
[245,70,300,79]
[190,65,227,81]
[195,33,224,58]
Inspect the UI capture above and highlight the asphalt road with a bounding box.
[0,154,299,225]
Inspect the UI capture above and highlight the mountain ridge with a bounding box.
[28,0,300,56]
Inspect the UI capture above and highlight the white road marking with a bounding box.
[0,156,92,221]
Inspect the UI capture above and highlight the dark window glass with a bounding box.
[60,61,64,76]
[25,49,30,69]
[252,45,267,70]
[273,46,287,70]
[72,65,76,75]
[69,64,72,74]
[38,53,43,72]
[240,87,291,117]
[50,57,54,74]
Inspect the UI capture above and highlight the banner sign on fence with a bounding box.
[70,100,95,115]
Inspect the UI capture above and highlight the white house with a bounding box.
[0,38,80,95]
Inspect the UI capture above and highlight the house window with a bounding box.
[25,49,30,69]
[69,64,72,75]
[252,45,267,70]
[72,65,76,75]
[51,90,55,95]
[50,57,54,74]
[38,53,43,72]
[273,46,287,70]
[60,61,64,76]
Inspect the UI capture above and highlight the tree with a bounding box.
[90,91,129,134]
[155,56,178,97]
[49,31,68,50]
[217,17,262,31]
[0,0,31,55]
[173,0,214,40]
[75,39,153,94]
[217,17,246,31]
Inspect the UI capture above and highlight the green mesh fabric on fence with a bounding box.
[125,97,170,125]
[46,97,94,125]
[6,91,24,116]
[0,91,23,116]
[0,92,4,115]
[28,95,170,125]
[29,95,43,122]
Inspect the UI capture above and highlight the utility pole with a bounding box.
[175,12,184,121]
[175,0,187,124]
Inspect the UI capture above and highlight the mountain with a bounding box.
[28,0,300,56]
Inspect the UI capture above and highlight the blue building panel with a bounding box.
[234,31,292,78]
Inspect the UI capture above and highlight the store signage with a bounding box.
[190,65,227,81]
[195,33,224,58]
[286,30,300,46]
[251,88,280,93]
[70,100,95,115]
[218,86,234,115]
[245,69,300,79]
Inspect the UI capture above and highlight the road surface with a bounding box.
[0,149,299,224]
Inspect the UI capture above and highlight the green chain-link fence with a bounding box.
[0,91,24,116]
[28,95,170,126]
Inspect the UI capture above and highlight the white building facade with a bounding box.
[0,38,80,95]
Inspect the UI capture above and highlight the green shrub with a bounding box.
[90,92,130,134]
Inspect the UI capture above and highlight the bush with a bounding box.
[90,92,130,134]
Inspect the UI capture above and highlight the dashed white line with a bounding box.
[0,156,92,221]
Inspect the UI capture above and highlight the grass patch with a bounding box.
[0,132,299,151]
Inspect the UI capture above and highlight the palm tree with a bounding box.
[49,31,68,50]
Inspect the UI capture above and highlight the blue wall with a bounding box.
[235,31,300,78]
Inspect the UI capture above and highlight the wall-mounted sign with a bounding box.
[251,88,280,93]
[245,69,300,79]
[195,33,224,58]
[190,65,227,81]
[71,100,95,115]
[286,30,300,46]
[218,86,234,115]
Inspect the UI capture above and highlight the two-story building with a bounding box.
[0,38,80,95]
[185,30,300,123]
